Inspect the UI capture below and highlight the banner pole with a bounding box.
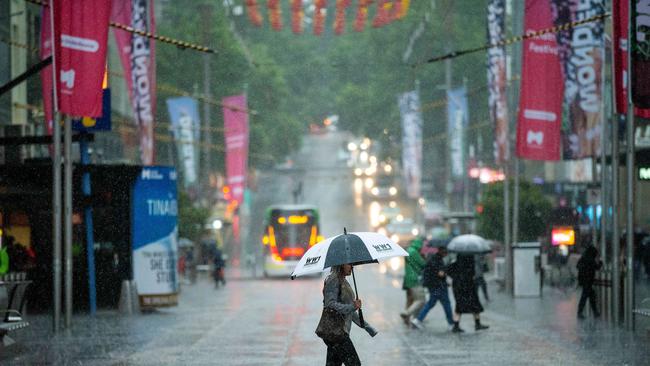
[64,115,73,328]
[624,0,635,330]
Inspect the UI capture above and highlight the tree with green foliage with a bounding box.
[178,190,210,243]
[477,181,552,243]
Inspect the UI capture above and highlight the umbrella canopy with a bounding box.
[447,234,491,254]
[427,238,450,248]
[178,237,195,248]
[290,231,409,279]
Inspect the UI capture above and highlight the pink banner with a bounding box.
[223,95,249,206]
[613,0,650,117]
[49,0,111,118]
[40,7,53,135]
[110,0,156,165]
[516,0,563,161]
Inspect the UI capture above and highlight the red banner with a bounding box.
[614,0,650,117]
[372,0,392,28]
[313,0,327,35]
[50,0,111,118]
[40,7,54,136]
[487,0,508,164]
[516,0,563,161]
[354,0,371,32]
[245,0,263,27]
[111,0,133,101]
[334,0,351,35]
[223,95,249,206]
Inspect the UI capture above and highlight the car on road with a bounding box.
[384,217,422,246]
[369,173,398,200]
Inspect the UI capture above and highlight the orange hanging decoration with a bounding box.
[334,0,351,35]
[313,0,327,36]
[267,0,283,31]
[245,0,263,27]
[291,0,303,34]
[354,0,371,32]
[394,0,410,20]
[372,0,392,28]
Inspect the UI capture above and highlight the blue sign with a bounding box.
[72,88,112,132]
[167,97,200,188]
[132,166,179,304]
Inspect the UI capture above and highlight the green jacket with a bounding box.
[402,238,425,289]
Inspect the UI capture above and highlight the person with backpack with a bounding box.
[410,247,455,331]
[399,238,426,325]
[577,245,602,319]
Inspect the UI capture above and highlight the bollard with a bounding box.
[118,280,133,315]
[130,280,140,313]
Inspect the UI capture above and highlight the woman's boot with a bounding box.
[452,321,464,333]
[475,318,489,331]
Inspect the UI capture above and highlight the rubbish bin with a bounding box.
[513,242,542,297]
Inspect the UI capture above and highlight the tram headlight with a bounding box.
[354,168,363,176]
[389,187,397,196]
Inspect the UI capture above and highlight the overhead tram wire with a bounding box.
[412,11,610,66]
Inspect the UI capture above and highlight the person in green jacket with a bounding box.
[400,238,426,325]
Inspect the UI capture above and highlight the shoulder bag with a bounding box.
[315,280,346,343]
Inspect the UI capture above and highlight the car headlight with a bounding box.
[390,257,401,272]
[364,178,374,189]
[371,187,379,195]
[389,187,397,196]
[391,234,399,243]
[378,227,387,236]
[354,168,362,176]
[411,228,419,236]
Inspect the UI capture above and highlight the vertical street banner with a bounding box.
[111,0,157,165]
[551,0,605,159]
[222,95,250,206]
[47,0,111,118]
[132,166,179,308]
[398,91,423,199]
[613,0,650,117]
[447,87,468,179]
[486,0,509,164]
[516,0,563,161]
[632,0,650,108]
[166,97,200,189]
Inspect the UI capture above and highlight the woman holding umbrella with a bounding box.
[447,255,489,332]
[321,264,376,366]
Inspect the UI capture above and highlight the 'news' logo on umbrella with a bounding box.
[373,243,393,252]
[305,256,321,266]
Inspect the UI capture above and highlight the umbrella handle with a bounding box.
[351,267,365,326]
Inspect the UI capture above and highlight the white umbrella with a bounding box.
[447,234,491,254]
[291,229,409,325]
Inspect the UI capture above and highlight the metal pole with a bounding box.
[80,135,97,315]
[49,0,61,333]
[351,267,364,326]
[624,0,635,329]
[612,109,621,326]
[513,158,520,248]
[445,55,453,211]
[64,117,73,328]
[200,4,213,200]
[504,164,512,294]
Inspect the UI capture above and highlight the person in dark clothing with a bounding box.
[212,247,226,287]
[410,247,454,330]
[577,245,602,319]
[447,254,489,332]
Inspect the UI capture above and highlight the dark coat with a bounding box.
[422,253,447,289]
[577,246,602,287]
[447,255,484,314]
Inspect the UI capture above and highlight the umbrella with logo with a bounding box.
[447,234,492,254]
[291,228,408,325]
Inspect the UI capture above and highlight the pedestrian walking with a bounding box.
[576,245,602,319]
[400,238,426,325]
[318,264,377,366]
[410,247,454,331]
[447,255,489,332]
[474,254,490,302]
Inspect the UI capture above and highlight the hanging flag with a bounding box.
[447,87,468,179]
[354,0,371,32]
[551,0,605,159]
[516,0,563,161]
[111,0,157,165]
[486,0,509,164]
[222,95,250,206]
[398,91,423,199]
[372,0,392,28]
[52,0,111,118]
[613,0,650,117]
[313,0,327,35]
[40,7,54,136]
[291,0,303,34]
[167,97,200,189]
[245,0,263,27]
[268,0,283,31]
[632,0,650,108]
[334,0,351,35]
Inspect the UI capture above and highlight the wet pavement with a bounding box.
[2,131,650,364]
